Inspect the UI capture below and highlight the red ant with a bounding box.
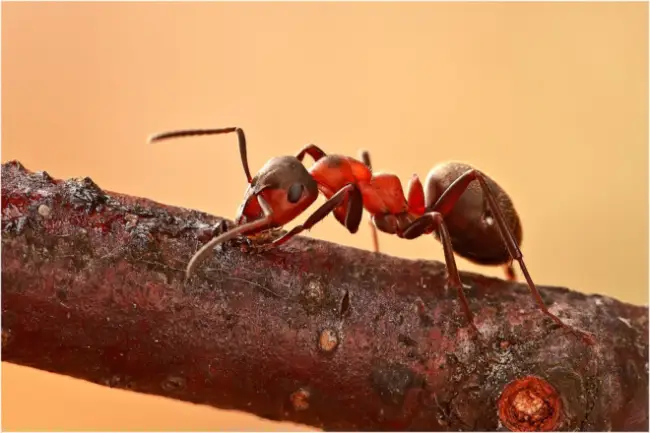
[149,126,595,344]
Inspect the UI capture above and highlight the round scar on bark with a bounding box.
[38,204,51,218]
[498,375,562,432]
[290,388,310,411]
[319,329,339,352]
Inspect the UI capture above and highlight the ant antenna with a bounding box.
[148,127,253,183]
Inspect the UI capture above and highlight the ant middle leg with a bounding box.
[431,169,595,344]
[504,263,517,281]
[360,150,380,253]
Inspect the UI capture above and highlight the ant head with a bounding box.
[148,126,319,229]
[236,155,319,227]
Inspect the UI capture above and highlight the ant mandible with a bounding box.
[149,126,595,344]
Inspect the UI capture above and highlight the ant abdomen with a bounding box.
[424,161,523,266]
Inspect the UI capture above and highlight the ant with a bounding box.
[149,126,595,344]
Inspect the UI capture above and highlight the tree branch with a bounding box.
[1,160,648,431]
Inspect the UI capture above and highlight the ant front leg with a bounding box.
[296,144,328,162]
[259,183,364,249]
[360,150,380,254]
[401,211,480,336]
[432,169,595,344]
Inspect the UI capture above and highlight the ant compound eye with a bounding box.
[287,183,304,203]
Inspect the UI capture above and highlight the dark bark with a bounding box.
[1,160,648,431]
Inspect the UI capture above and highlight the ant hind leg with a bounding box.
[431,169,595,344]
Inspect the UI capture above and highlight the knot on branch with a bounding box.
[498,375,562,432]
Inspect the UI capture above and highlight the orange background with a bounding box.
[2,2,647,431]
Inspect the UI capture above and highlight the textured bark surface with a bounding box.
[2,160,648,431]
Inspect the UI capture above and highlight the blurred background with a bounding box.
[2,2,647,431]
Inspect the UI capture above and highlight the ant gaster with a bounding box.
[149,126,594,344]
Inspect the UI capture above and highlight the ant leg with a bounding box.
[265,183,363,248]
[431,169,595,344]
[401,211,479,335]
[504,263,517,281]
[360,150,380,253]
[296,144,327,162]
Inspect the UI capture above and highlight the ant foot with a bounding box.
[468,323,481,339]
[566,326,596,346]
[239,236,268,253]
[247,241,277,254]
[580,331,597,345]
[239,241,254,253]
[544,315,596,346]
[464,322,490,351]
